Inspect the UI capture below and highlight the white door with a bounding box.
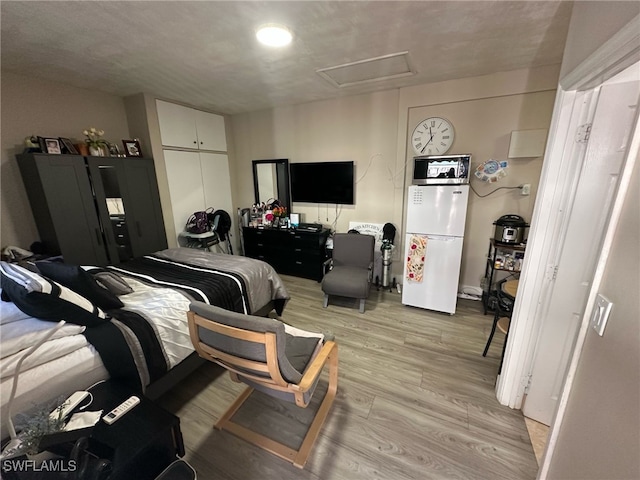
[522,79,640,425]
[195,110,227,151]
[156,100,198,149]
[200,152,233,217]
[406,185,469,236]
[402,234,464,314]
[164,150,205,242]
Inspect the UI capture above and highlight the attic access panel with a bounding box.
[317,51,416,88]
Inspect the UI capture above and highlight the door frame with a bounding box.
[493,12,640,471]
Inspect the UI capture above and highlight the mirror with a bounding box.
[252,159,290,214]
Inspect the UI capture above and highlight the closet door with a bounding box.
[200,153,233,218]
[17,154,109,265]
[164,150,206,242]
[195,110,227,151]
[121,158,168,256]
[156,100,198,149]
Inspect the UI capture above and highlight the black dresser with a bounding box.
[242,227,330,281]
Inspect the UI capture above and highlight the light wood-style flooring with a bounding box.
[158,275,539,479]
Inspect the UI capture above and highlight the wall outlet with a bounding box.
[521,184,531,195]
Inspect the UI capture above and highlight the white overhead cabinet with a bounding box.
[156,100,232,246]
[156,99,227,151]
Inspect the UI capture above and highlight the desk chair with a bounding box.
[187,302,338,468]
[482,280,514,373]
[322,233,375,313]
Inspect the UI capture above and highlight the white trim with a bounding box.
[495,87,596,408]
[538,71,640,479]
[561,14,640,91]
[496,11,640,412]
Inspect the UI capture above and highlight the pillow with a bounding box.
[0,262,107,327]
[36,262,123,310]
[88,269,133,296]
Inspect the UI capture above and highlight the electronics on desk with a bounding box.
[296,223,323,233]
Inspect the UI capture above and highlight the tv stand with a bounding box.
[242,227,330,281]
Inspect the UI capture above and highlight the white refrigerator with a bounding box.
[402,184,469,314]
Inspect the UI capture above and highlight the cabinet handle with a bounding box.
[136,221,142,237]
[295,261,302,265]
[295,248,302,252]
[257,243,263,247]
[294,235,302,240]
[94,228,102,246]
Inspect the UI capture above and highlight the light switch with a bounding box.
[590,293,613,336]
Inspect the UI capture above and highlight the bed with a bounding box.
[0,248,290,439]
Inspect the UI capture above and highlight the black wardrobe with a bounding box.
[17,153,167,266]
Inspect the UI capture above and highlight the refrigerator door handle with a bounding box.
[423,235,458,241]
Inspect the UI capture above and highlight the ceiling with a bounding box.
[1,1,573,115]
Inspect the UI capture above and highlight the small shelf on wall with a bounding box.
[508,129,548,158]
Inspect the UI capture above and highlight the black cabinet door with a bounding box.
[88,157,167,262]
[18,154,110,265]
[120,159,167,257]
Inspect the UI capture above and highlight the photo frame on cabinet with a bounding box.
[122,139,142,157]
[58,137,78,154]
[42,137,62,154]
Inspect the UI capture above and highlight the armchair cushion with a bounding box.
[322,266,371,299]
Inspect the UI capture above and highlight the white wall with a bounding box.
[559,1,640,79]
[1,72,131,249]
[231,89,400,234]
[231,66,560,287]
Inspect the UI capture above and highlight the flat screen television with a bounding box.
[290,161,355,205]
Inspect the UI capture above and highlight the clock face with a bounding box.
[411,117,455,155]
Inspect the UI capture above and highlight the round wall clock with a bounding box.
[411,117,455,155]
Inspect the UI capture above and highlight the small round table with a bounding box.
[502,279,519,299]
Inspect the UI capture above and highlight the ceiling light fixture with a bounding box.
[256,24,292,47]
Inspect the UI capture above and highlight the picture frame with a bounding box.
[58,137,78,154]
[108,143,121,156]
[122,139,142,157]
[42,137,62,154]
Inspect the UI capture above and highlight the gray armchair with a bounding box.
[322,233,375,313]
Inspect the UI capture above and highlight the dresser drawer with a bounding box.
[242,227,329,281]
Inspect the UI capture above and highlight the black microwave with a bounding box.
[412,154,471,185]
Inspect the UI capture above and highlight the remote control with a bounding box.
[102,396,140,425]
[50,391,90,422]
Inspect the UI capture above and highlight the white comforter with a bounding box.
[0,276,196,439]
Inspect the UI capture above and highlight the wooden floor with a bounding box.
[157,275,539,480]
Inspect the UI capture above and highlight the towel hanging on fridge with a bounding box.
[406,234,427,282]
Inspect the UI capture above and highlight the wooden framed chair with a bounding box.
[187,302,338,469]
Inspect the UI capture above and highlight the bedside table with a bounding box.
[87,381,185,480]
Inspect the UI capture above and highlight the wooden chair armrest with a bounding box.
[297,341,337,392]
